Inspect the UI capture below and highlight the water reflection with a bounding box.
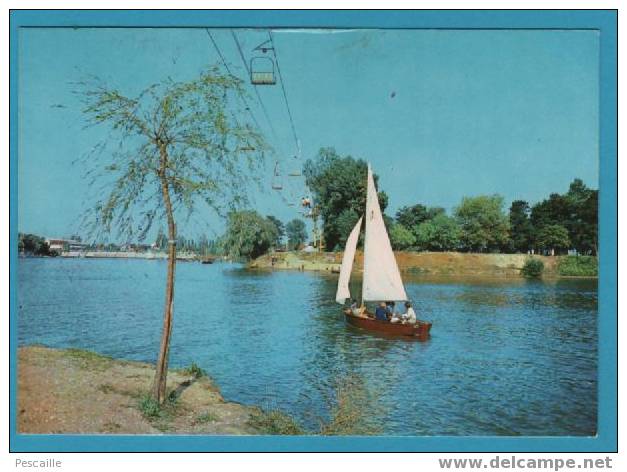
[17,258,597,436]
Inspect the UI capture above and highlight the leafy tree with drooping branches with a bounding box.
[77,66,267,404]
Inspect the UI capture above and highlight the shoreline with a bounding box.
[18,251,598,279]
[17,345,293,435]
[249,251,598,279]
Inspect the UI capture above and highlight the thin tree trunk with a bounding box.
[153,144,177,404]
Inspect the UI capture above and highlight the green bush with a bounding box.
[521,258,544,278]
[138,394,162,419]
[558,255,598,276]
[182,362,206,379]
[247,409,304,435]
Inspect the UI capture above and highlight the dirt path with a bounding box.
[17,346,262,434]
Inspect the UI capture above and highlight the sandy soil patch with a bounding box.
[18,346,261,435]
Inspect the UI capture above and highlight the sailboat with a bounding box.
[335,164,432,339]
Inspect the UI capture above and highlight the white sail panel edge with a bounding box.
[335,217,363,304]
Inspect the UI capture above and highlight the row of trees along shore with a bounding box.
[303,148,597,256]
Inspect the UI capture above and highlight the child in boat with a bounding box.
[402,301,417,324]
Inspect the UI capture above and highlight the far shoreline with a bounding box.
[18,250,598,279]
[249,251,598,279]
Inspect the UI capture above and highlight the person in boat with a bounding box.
[350,299,361,316]
[384,301,392,319]
[402,301,417,324]
[390,302,405,323]
[375,302,389,322]
[390,305,404,324]
[385,301,400,321]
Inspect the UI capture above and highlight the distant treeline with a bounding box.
[303,147,597,255]
[216,212,308,260]
[18,215,309,262]
[18,233,56,256]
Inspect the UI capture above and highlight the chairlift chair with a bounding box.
[250,57,276,85]
[272,161,283,190]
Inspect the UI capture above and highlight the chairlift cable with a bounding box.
[268,31,300,155]
[205,29,262,132]
[231,30,279,140]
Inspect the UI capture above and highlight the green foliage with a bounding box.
[333,208,361,248]
[558,255,598,276]
[395,204,429,230]
[303,148,387,251]
[521,258,544,278]
[285,218,307,250]
[454,195,510,252]
[18,233,53,256]
[530,179,597,255]
[414,213,461,251]
[247,409,304,435]
[181,362,206,379]
[565,180,598,255]
[395,205,445,235]
[222,210,278,259]
[389,223,416,250]
[266,215,285,248]
[195,411,218,424]
[508,200,533,253]
[137,389,179,430]
[77,67,266,242]
[535,224,570,254]
[138,394,163,419]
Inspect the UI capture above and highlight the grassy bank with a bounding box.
[557,256,598,277]
[250,251,595,278]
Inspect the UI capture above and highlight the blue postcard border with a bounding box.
[9,9,617,453]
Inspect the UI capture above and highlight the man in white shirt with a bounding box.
[402,301,417,324]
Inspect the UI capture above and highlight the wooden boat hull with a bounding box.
[343,309,432,339]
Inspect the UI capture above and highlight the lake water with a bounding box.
[17,257,597,436]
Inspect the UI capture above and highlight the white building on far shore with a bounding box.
[45,238,87,253]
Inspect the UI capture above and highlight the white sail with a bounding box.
[362,164,408,302]
[335,217,363,304]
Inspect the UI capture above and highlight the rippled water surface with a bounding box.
[17,258,597,435]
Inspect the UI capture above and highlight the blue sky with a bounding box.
[18,28,599,241]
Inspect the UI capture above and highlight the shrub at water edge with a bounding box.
[521,258,544,278]
[558,256,598,276]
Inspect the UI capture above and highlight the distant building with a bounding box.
[45,238,87,253]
